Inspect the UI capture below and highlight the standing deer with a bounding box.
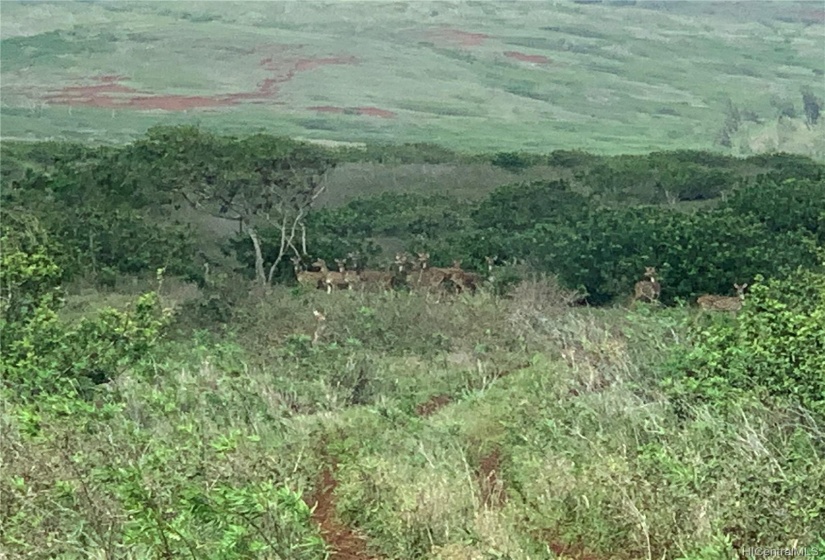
[292,256,325,290]
[313,259,348,294]
[334,258,359,290]
[485,256,498,275]
[349,252,397,292]
[446,260,484,294]
[413,252,454,292]
[697,283,748,312]
[633,266,661,303]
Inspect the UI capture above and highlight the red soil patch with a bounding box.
[475,447,507,509]
[504,51,551,64]
[429,27,490,47]
[415,394,452,417]
[309,467,378,560]
[43,50,358,112]
[307,105,397,119]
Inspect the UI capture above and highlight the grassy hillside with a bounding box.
[1,0,823,156]
[3,127,825,557]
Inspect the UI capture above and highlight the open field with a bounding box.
[1,0,823,155]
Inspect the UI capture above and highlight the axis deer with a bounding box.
[334,258,359,290]
[292,256,325,290]
[633,266,661,303]
[485,256,498,274]
[697,283,748,312]
[346,252,398,291]
[445,260,485,294]
[413,252,454,291]
[312,309,326,346]
[313,259,349,294]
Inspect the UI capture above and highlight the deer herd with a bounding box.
[632,266,748,312]
[291,252,494,295]
[294,255,748,311]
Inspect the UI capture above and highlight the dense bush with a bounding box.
[2,141,197,283]
[472,180,588,231]
[489,150,543,171]
[1,218,170,398]
[664,268,825,416]
[315,192,471,239]
[577,155,738,204]
[335,141,469,164]
[721,177,825,244]
[744,152,825,181]
[3,130,823,305]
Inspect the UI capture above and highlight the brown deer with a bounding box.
[633,266,661,303]
[446,260,484,294]
[697,283,748,312]
[413,252,453,292]
[348,253,398,291]
[292,256,325,290]
[334,258,359,290]
[313,259,349,294]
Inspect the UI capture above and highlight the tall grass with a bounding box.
[3,278,822,558]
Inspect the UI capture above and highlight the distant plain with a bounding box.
[1,0,823,155]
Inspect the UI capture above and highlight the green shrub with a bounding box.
[577,155,737,204]
[745,152,825,182]
[664,269,825,416]
[1,222,170,398]
[721,177,825,244]
[490,151,541,172]
[521,206,820,304]
[472,180,588,231]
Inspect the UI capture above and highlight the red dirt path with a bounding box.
[476,447,507,509]
[504,51,551,64]
[43,50,359,112]
[309,466,379,560]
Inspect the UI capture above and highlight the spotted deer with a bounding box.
[413,252,454,292]
[292,256,325,290]
[633,266,661,303]
[334,258,359,290]
[349,252,397,292]
[446,260,484,294]
[313,259,348,294]
[697,283,748,312]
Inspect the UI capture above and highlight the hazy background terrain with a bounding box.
[2,0,823,156]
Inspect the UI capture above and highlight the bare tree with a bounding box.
[144,128,336,286]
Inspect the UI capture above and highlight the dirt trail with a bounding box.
[309,465,379,560]
[475,446,507,509]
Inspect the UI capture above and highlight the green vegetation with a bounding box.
[2,128,824,558]
[1,1,823,156]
